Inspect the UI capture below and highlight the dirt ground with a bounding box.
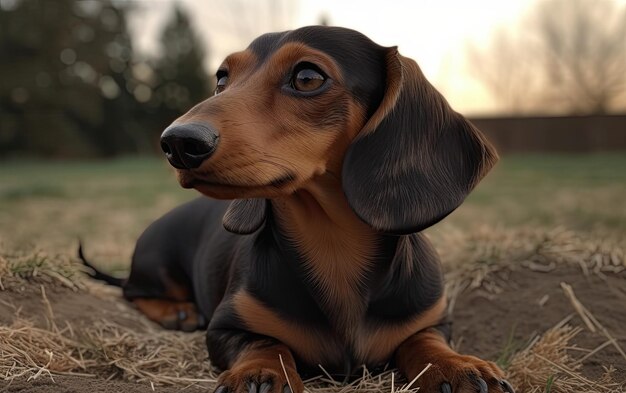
[1,261,624,392]
[0,281,210,393]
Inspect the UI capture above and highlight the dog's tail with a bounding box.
[78,242,125,287]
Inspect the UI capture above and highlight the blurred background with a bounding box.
[0,0,625,260]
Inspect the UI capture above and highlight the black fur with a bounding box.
[222,198,267,235]
[366,235,444,322]
[342,51,496,234]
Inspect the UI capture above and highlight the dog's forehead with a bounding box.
[246,26,387,70]
[246,31,289,61]
[241,26,388,116]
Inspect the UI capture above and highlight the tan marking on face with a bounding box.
[355,295,448,364]
[175,49,258,124]
[233,290,343,365]
[168,43,364,200]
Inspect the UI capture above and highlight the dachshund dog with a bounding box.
[82,26,513,393]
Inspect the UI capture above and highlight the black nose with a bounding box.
[160,123,220,169]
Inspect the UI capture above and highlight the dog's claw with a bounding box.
[259,383,271,393]
[471,374,488,393]
[177,309,188,321]
[215,386,228,393]
[247,382,258,393]
[500,380,515,393]
[283,385,292,393]
[440,382,452,393]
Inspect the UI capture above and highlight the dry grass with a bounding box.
[438,227,625,313]
[437,226,626,392]
[0,318,217,387]
[560,282,626,365]
[82,320,215,386]
[1,227,625,391]
[303,365,432,393]
[0,247,85,292]
[0,249,217,388]
[0,287,217,388]
[507,323,622,393]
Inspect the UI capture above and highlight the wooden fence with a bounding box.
[469,114,626,153]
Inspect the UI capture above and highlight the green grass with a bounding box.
[495,325,525,370]
[0,153,624,261]
[0,157,190,206]
[545,375,555,393]
[453,153,626,233]
[471,153,626,202]
[0,157,195,262]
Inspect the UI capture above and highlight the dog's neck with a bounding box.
[271,173,382,321]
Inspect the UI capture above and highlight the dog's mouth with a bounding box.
[177,170,297,195]
[267,173,297,188]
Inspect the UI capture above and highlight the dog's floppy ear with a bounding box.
[342,48,498,235]
[223,199,267,234]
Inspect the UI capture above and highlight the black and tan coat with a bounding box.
[82,26,513,393]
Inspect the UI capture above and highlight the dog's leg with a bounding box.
[130,298,206,332]
[212,341,304,393]
[395,328,515,393]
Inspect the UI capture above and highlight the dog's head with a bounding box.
[161,26,497,235]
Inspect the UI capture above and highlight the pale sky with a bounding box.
[127,0,539,115]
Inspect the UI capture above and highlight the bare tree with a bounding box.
[469,0,626,114]
[207,0,299,57]
[467,28,543,113]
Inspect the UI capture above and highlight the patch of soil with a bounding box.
[452,265,626,382]
[0,284,142,330]
[1,265,625,391]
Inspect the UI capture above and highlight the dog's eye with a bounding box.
[215,71,228,95]
[292,66,325,92]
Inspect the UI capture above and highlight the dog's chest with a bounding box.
[238,220,441,369]
[241,231,389,363]
[290,218,378,318]
[284,223,416,365]
[234,286,411,370]
[290,307,436,374]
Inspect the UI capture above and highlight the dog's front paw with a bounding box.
[215,361,304,393]
[419,354,514,393]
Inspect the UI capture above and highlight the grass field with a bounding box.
[1,154,625,392]
[457,153,626,232]
[1,153,624,259]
